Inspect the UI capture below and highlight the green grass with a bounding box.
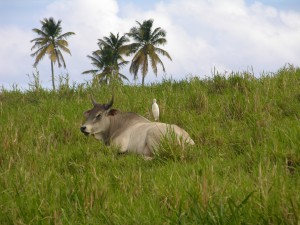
[1,65,300,224]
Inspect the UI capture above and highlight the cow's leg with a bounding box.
[143,155,153,160]
[112,136,129,153]
[142,144,153,157]
[145,129,161,155]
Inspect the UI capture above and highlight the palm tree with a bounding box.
[126,19,172,85]
[31,17,75,90]
[82,33,130,85]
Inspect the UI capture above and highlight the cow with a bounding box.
[80,96,195,156]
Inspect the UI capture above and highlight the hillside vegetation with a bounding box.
[0,65,300,224]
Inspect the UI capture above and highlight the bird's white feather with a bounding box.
[152,99,159,121]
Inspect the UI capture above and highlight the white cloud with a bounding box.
[155,0,300,77]
[0,26,33,88]
[0,0,300,89]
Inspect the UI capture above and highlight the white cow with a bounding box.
[80,96,194,156]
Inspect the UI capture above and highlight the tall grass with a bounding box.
[0,65,299,224]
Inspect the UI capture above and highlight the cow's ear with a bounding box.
[108,109,118,116]
[83,110,91,118]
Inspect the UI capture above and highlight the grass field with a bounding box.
[1,65,300,224]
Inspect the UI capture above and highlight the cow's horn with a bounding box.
[105,95,114,110]
[90,94,98,106]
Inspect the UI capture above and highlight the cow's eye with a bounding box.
[96,114,102,119]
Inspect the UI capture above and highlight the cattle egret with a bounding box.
[152,99,159,121]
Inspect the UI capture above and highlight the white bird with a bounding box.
[152,99,159,121]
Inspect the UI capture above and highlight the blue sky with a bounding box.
[0,0,300,89]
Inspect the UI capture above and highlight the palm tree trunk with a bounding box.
[142,75,145,86]
[51,61,56,91]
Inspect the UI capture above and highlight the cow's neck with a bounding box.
[93,132,110,145]
[107,114,124,137]
[107,112,135,137]
[107,112,150,142]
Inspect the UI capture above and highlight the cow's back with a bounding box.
[146,122,194,146]
[110,113,194,156]
[133,122,194,155]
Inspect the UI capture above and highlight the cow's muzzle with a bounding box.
[80,126,90,136]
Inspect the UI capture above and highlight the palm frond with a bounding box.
[31,17,74,67]
[57,50,66,68]
[150,51,165,75]
[32,45,49,66]
[141,54,149,77]
[82,69,99,75]
[118,73,129,81]
[151,28,166,42]
[155,47,172,61]
[57,43,72,55]
[84,32,131,84]
[57,32,75,40]
[118,60,129,69]
[127,19,172,84]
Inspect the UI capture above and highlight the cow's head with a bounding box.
[80,95,116,136]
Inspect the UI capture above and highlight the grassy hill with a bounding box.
[0,65,299,224]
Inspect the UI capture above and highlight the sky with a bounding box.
[0,0,300,90]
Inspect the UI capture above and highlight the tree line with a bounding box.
[30,17,172,90]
